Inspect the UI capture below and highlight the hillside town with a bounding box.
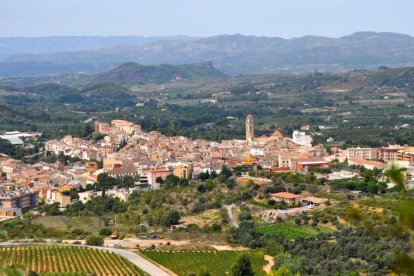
[0,115,413,219]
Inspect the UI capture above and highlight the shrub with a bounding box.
[99,227,113,236]
[86,235,104,246]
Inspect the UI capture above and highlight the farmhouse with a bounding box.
[269,192,301,204]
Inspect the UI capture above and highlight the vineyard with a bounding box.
[257,224,312,239]
[257,220,333,240]
[141,250,266,276]
[0,246,145,275]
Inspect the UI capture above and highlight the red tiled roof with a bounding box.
[270,192,300,199]
[348,157,385,167]
[147,169,170,173]
[269,167,291,172]
[272,130,283,137]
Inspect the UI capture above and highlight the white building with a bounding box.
[292,131,313,147]
[0,131,41,146]
[78,191,103,204]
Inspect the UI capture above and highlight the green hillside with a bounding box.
[90,61,225,85]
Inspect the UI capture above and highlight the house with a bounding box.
[85,161,99,173]
[45,189,71,208]
[146,169,171,186]
[173,164,192,179]
[78,191,103,204]
[348,157,386,170]
[269,192,301,204]
[292,131,313,147]
[0,188,39,217]
[379,145,406,161]
[347,147,379,160]
[291,157,329,172]
[397,147,414,163]
[406,169,414,190]
[107,165,138,177]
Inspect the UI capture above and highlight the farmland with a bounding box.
[257,220,334,240]
[141,250,267,275]
[0,246,145,275]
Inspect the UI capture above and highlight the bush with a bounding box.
[230,254,254,276]
[86,235,104,246]
[99,227,113,236]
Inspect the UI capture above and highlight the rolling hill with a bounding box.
[0,62,225,88]
[88,61,225,85]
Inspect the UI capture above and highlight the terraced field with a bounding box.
[141,250,266,276]
[0,246,145,275]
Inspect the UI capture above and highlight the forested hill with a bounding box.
[0,62,225,87]
[87,61,225,85]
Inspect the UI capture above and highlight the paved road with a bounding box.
[226,204,239,228]
[0,242,171,276]
[90,246,171,276]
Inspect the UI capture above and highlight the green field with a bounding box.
[33,216,102,235]
[257,220,333,239]
[0,246,145,276]
[141,250,266,276]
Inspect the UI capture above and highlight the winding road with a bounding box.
[226,204,239,228]
[0,242,171,276]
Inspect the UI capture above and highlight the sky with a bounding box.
[1,0,414,38]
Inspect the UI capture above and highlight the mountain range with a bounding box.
[1,32,414,77]
[0,61,225,87]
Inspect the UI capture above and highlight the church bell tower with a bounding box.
[246,114,254,143]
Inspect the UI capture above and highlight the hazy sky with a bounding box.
[1,0,413,38]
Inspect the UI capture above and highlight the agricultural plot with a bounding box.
[141,250,266,276]
[257,224,312,239]
[257,220,333,240]
[0,246,145,276]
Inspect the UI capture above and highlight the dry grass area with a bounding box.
[352,203,384,213]
[33,216,102,234]
[236,177,271,185]
[181,209,221,227]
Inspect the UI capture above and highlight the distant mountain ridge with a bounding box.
[0,61,225,87]
[1,32,414,76]
[0,35,197,59]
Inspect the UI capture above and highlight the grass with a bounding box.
[0,246,145,276]
[141,250,266,276]
[257,219,334,240]
[33,216,102,235]
[181,209,221,227]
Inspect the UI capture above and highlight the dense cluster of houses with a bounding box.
[1,116,413,218]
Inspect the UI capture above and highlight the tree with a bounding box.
[164,174,180,188]
[156,176,164,184]
[264,240,283,256]
[272,266,291,276]
[196,266,212,276]
[86,235,104,246]
[220,165,233,179]
[231,254,254,276]
[238,211,253,222]
[162,210,180,226]
[385,164,407,192]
